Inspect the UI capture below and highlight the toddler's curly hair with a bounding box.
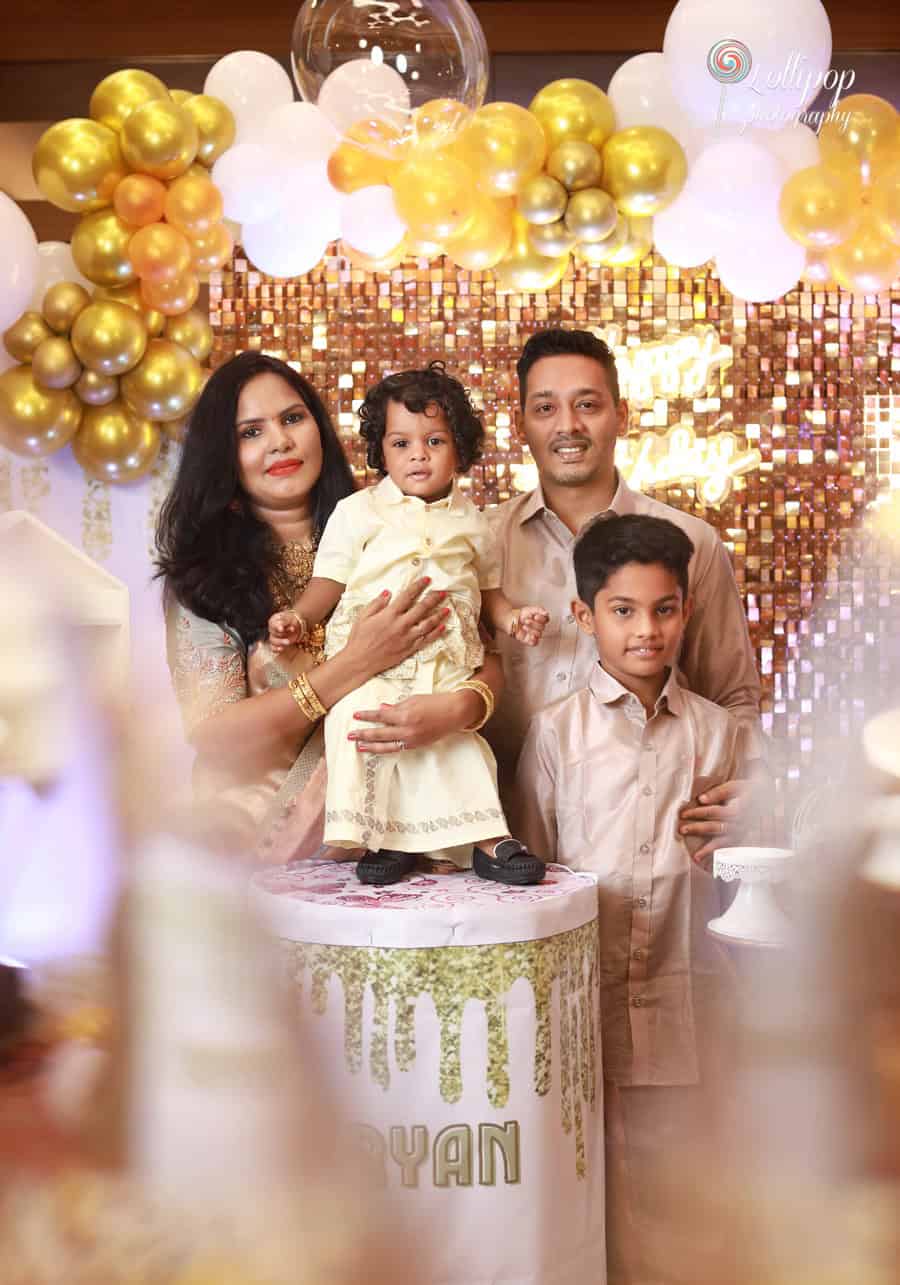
[358,361,484,474]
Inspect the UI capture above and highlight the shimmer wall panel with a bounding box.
[210,251,900,801]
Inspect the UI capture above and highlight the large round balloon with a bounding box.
[32,118,127,214]
[0,365,82,457]
[716,217,806,301]
[89,69,170,133]
[121,339,204,422]
[212,144,284,225]
[602,127,687,217]
[204,52,294,145]
[71,300,148,377]
[292,0,488,150]
[0,195,40,333]
[129,223,193,285]
[340,186,406,260]
[445,194,514,271]
[392,150,476,242]
[652,186,717,268]
[72,208,137,288]
[42,282,91,334]
[457,103,546,197]
[827,215,900,293]
[872,163,900,244]
[164,310,213,363]
[72,400,161,484]
[688,139,783,245]
[327,120,405,192]
[113,174,168,228]
[182,94,237,167]
[528,79,615,152]
[819,94,900,185]
[493,212,570,292]
[663,0,832,130]
[606,53,698,150]
[779,165,861,249]
[120,100,198,181]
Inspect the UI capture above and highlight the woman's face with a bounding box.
[235,372,324,514]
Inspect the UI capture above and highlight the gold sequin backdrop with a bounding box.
[210,250,900,798]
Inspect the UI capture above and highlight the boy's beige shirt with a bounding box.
[514,663,742,1087]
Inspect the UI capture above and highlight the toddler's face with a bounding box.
[382,400,458,501]
[574,561,691,688]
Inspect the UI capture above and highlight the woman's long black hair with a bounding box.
[155,351,355,643]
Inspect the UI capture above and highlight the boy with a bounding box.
[514,513,744,1285]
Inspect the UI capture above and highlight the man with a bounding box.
[489,327,762,858]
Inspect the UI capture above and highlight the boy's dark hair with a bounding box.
[573,513,694,607]
[358,361,484,474]
[516,328,620,407]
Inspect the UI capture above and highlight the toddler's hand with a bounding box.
[510,606,550,647]
[268,610,306,653]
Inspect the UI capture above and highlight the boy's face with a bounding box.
[383,400,458,501]
[574,561,691,690]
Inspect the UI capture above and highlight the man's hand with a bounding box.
[511,605,550,647]
[679,777,754,865]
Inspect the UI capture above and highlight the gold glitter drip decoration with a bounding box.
[283,919,598,1178]
[20,462,50,516]
[82,479,113,563]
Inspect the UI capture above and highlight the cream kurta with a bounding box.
[488,472,762,788]
[315,476,506,857]
[514,663,742,1088]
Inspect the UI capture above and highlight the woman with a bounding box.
[155,351,504,858]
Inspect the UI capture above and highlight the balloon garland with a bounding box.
[0,69,232,482]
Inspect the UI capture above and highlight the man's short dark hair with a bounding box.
[573,513,694,607]
[358,361,484,474]
[516,328,620,408]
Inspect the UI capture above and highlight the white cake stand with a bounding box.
[707,847,794,949]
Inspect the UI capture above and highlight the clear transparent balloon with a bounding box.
[292,0,489,154]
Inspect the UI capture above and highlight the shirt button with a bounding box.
[642,786,653,796]
[635,897,648,909]
[640,842,650,854]
[566,613,575,624]
[424,537,432,548]
[631,996,644,1008]
[411,556,422,566]
[555,671,567,682]
[643,743,654,751]
[633,949,645,961]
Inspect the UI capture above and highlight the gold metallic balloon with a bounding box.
[120,99,199,181]
[393,150,477,241]
[189,222,234,275]
[75,368,119,406]
[458,103,547,197]
[517,173,568,225]
[113,173,168,227]
[406,235,445,259]
[492,212,570,292]
[41,281,91,334]
[564,187,618,242]
[340,238,408,272]
[72,208,137,288]
[31,337,82,390]
[164,309,213,363]
[0,366,82,457]
[528,218,577,257]
[70,301,148,377]
[89,69,170,133]
[778,165,862,249]
[93,282,166,337]
[72,400,161,484]
[32,118,127,214]
[182,94,237,168]
[872,162,900,244]
[529,79,616,152]
[827,214,900,293]
[546,141,603,192]
[140,272,200,317]
[445,195,514,271]
[164,171,223,236]
[820,94,900,184]
[577,214,653,267]
[129,222,193,284]
[170,89,193,107]
[3,312,53,363]
[121,338,204,422]
[327,120,405,194]
[602,127,687,217]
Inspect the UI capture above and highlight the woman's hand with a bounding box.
[348,689,481,754]
[342,578,449,682]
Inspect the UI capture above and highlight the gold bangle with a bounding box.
[287,610,308,638]
[457,678,495,731]
[508,611,520,639]
[289,672,328,723]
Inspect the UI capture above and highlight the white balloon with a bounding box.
[653,187,717,267]
[0,194,39,333]
[204,51,294,142]
[317,59,411,139]
[765,122,821,176]
[663,0,832,131]
[212,143,286,224]
[242,166,338,277]
[30,241,91,308]
[716,215,806,301]
[341,185,406,258]
[690,139,783,241]
[244,101,339,167]
[285,162,346,241]
[607,52,701,151]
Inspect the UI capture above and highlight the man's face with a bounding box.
[519,353,627,490]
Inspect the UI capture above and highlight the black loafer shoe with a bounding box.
[472,839,545,886]
[356,850,419,886]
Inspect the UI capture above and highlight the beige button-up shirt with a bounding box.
[514,664,742,1087]
[487,473,761,783]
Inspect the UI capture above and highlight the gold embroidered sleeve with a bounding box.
[166,603,248,736]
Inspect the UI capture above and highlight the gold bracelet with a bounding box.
[287,610,308,638]
[457,678,495,731]
[289,672,328,723]
[508,611,520,639]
